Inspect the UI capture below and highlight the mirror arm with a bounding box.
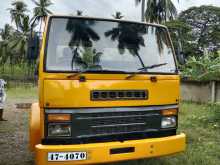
[29,16,42,38]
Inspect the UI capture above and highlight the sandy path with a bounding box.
[0,98,36,165]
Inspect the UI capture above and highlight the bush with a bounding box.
[181,53,220,81]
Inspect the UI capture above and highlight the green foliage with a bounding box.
[145,0,177,23]
[0,63,35,81]
[166,5,220,64]
[135,0,177,23]
[8,1,28,30]
[75,48,102,70]
[32,0,53,29]
[181,53,220,81]
[32,0,53,17]
[0,0,53,78]
[0,24,15,68]
[179,5,220,55]
[76,10,83,16]
[8,16,30,63]
[110,102,220,165]
[165,20,195,57]
[112,12,124,19]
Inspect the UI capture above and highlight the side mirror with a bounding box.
[27,33,40,61]
[34,61,39,78]
[34,62,39,76]
[177,51,186,65]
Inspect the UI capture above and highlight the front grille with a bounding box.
[91,90,148,100]
[71,110,161,139]
[43,105,178,145]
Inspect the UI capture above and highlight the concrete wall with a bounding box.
[180,80,220,103]
[215,82,220,102]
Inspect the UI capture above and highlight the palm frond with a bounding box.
[135,0,142,6]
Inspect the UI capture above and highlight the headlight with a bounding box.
[161,116,176,128]
[48,124,71,137]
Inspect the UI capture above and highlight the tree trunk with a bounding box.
[39,19,42,32]
[1,65,5,74]
[141,0,146,22]
[0,109,4,121]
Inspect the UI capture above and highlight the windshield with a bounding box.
[45,17,176,73]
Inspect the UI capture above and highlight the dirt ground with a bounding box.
[0,88,37,165]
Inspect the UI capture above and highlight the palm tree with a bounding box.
[8,1,28,30]
[105,23,147,67]
[66,19,100,70]
[32,0,53,30]
[135,0,146,22]
[0,24,13,41]
[8,16,31,74]
[74,48,103,70]
[66,19,100,48]
[112,12,124,19]
[9,16,30,57]
[146,0,177,23]
[135,0,177,23]
[76,10,83,16]
[0,24,14,73]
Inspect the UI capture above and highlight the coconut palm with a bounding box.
[8,15,36,76]
[8,16,31,65]
[112,12,124,19]
[135,0,177,23]
[146,0,177,23]
[66,19,100,70]
[105,23,147,67]
[0,24,13,41]
[74,47,103,70]
[32,0,53,30]
[8,1,28,30]
[66,19,100,48]
[76,10,83,16]
[0,24,14,73]
[135,0,146,22]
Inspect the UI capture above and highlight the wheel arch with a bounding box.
[29,102,41,151]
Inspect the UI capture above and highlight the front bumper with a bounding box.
[35,133,186,165]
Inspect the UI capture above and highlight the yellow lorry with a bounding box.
[29,15,186,165]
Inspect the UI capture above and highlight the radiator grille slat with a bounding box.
[91,122,146,128]
[72,110,161,139]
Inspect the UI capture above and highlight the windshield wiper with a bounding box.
[67,69,128,78]
[138,63,168,71]
[126,63,168,79]
[67,69,94,78]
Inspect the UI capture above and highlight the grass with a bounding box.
[6,85,37,99]
[110,102,220,165]
[0,64,35,81]
[0,85,220,165]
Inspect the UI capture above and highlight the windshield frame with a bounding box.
[43,15,178,75]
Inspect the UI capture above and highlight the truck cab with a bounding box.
[29,15,185,165]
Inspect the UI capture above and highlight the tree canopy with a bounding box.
[112,12,124,19]
[135,0,177,23]
[8,1,28,30]
[179,5,220,55]
[32,0,53,18]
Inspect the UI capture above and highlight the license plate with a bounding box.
[48,152,87,161]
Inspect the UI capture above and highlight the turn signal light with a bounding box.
[162,109,177,116]
[48,114,71,122]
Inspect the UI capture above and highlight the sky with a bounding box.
[0,0,220,28]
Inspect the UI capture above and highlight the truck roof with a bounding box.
[47,15,168,29]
